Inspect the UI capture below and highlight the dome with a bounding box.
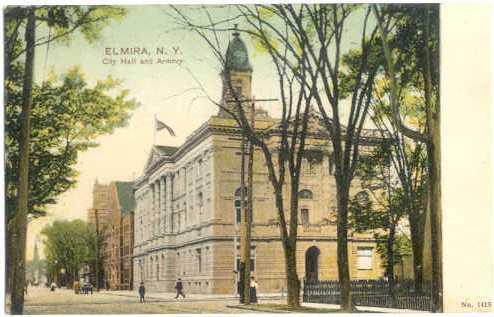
[224,27,253,72]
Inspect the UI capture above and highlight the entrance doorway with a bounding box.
[305,246,320,281]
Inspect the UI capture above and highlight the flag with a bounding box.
[155,117,176,136]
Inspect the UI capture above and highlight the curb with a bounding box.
[226,304,292,313]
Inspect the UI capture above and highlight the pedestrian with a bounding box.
[175,278,185,299]
[138,282,146,303]
[249,276,258,303]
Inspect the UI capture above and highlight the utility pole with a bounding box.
[242,99,256,304]
[238,131,246,304]
[230,97,276,305]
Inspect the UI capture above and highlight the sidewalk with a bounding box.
[100,289,284,302]
[101,290,426,313]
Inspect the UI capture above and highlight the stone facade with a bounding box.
[132,31,385,294]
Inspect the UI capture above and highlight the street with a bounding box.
[22,287,283,314]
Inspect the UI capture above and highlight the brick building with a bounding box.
[89,181,135,290]
[87,180,112,229]
[104,181,135,290]
[132,30,385,294]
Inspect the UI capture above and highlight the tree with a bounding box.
[4,6,127,313]
[5,67,138,225]
[41,220,97,288]
[170,5,321,307]
[9,9,36,314]
[349,142,409,302]
[5,65,138,296]
[254,5,381,311]
[372,4,442,311]
[170,5,385,310]
[369,78,429,292]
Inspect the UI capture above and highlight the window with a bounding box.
[139,260,144,281]
[234,187,247,225]
[235,246,256,272]
[196,248,202,273]
[357,247,373,270]
[298,189,313,199]
[233,86,242,98]
[198,192,204,215]
[161,255,165,279]
[301,209,309,225]
[197,159,203,177]
[171,213,175,233]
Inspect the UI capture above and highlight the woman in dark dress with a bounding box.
[249,276,258,303]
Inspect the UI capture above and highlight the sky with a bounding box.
[23,5,367,260]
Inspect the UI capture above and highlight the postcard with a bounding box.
[3,2,493,314]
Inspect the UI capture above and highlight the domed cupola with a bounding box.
[218,25,254,118]
[224,25,253,73]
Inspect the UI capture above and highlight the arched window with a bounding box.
[301,208,310,225]
[198,192,204,215]
[156,259,160,281]
[234,187,248,224]
[298,189,313,199]
[197,159,203,176]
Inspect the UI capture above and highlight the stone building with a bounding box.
[132,31,385,294]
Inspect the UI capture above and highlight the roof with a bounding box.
[225,30,253,72]
[154,145,178,156]
[115,181,136,215]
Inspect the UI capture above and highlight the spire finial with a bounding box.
[233,23,239,37]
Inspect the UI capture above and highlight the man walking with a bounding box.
[138,282,146,303]
[175,278,185,299]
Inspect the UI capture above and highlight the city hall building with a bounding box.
[132,30,385,294]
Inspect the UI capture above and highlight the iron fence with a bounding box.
[303,279,432,311]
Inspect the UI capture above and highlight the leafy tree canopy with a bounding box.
[41,219,96,280]
[4,6,127,66]
[5,65,139,222]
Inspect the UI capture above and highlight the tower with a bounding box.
[32,236,40,283]
[219,26,253,118]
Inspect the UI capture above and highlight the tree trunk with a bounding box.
[283,242,300,307]
[424,8,442,312]
[10,8,35,314]
[427,132,442,312]
[409,212,424,292]
[335,182,352,312]
[6,219,14,294]
[387,225,396,306]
